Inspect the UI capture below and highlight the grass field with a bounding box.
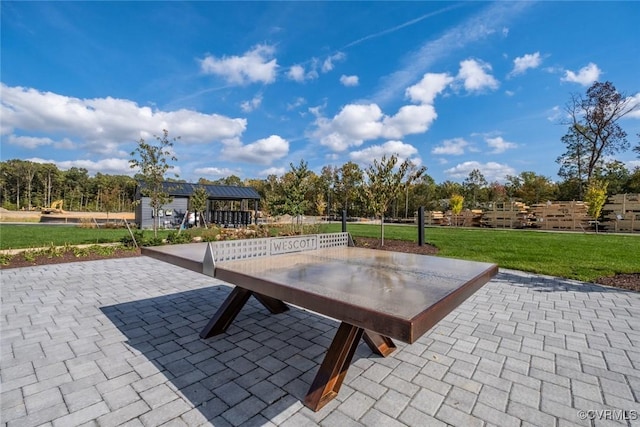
[0,225,172,250]
[1,223,638,282]
[324,223,640,282]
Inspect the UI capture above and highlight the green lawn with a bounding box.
[0,224,171,249]
[1,223,638,282]
[324,223,640,282]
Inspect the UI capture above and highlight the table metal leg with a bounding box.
[363,330,397,357]
[200,287,252,339]
[200,287,289,339]
[252,293,289,314]
[304,322,364,411]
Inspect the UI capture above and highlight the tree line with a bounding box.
[0,159,139,213]
[2,150,639,218]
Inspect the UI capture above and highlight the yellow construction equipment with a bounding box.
[42,199,65,214]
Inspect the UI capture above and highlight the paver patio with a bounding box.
[1,256,639,426]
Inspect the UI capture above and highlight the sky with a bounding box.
[2,1,639,185]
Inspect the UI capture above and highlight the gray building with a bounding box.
[134,181,261,229]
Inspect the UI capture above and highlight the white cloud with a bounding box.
[486,136,517,153]
[313,104,383,151]
[340,75,359,87]
[193,166,237,177]
[0,84,247,155]
[626,93,640,119]
[350,140,420,165]
[28,157,140,176]
[287,65,306,82]
[445,161,515,182]
[371,2,530,104]
[7,134,54,149]
[406,73,454,104]
[287,97,307,111]
[561,62,601,86]
[259,166,286,176]
[457,59,499,92]
[312,102,438,152]
[546,105,563,122]
[200,44,278,85]
[382,104,437,139]
[221,135,289,165]
[510,52,542,76]
[240,95,262,112]
[322,52,345,72]
[287,63,319,82]
[432,138,469,155]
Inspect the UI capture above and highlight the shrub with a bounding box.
[0,253,13,265]
[90,245,116,256]
[121,230,146,248]
[166,231,192,244]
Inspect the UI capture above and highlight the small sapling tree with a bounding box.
[584,179,608,233]
[130,129,179,237]
[363,154,425,246]
[450,194,464,226]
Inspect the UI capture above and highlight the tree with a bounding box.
[584,179,608,233]
[189,186,209,228]
[409,174,438,212]
[336,162,363,217]
[36,163,62,208]
[282,160,311,231]
[449,194,464,226]
[506,171,557,205]
[594,160,630,195]
[557,125,589,199]
[318,165,337,217]
[463,169,488,208]
[315,193,327,216]
[95,174,122,220]
[363,154,425,246]
[561,81,637,182]
[63,167,90,211]
[486,181,508,203]
[624,167,640,193]
[130,129,179,237]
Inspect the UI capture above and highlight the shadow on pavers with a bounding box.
[100,286,373,424]
[496,270,637,294]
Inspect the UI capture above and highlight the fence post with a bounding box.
[418,206,425,246]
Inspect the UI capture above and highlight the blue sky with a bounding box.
[2,1,639,184]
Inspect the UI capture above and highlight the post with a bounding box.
[341,210,347,233]
[254,199,259,225]
[418,206,425,246]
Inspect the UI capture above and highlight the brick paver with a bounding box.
[2,257,639,426]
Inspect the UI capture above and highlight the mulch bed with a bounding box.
[2,237,638,292]
[1,248,141,270]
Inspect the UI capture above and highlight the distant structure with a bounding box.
[134,181,261,229]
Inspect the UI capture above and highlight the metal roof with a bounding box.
[138,181,260,200]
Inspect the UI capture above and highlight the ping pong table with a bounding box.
[142,232,498,411]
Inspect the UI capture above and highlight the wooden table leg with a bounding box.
[304,322,364,411]
[363,330,396,357]
[200,287,252,339]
